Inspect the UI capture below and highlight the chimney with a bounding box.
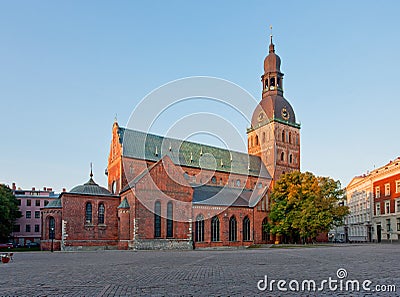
[43,187,47,191]
[12,183,16,191]
[62,188,66,192]
[47,187,52,192]
[32,187,35,191]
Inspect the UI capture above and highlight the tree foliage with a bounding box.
[0,184,22,242]
[268,171,349,243]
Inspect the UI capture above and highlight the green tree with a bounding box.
[268,171,349,243]
[0,184,22,242]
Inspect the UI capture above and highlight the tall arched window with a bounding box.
[211,216,220,242]
[98,203,105,224]
[154,201,161,238]
[229,216,237,241]
[280,152,285,162]
[49,217,55,239]
[85,202,92,224]
[289,132,292,144]
[166,202,173,238]
[243,216,251,241]
[195,214,204,242]
[262,217,269,241]
[281,130,285,142]
[255,135,259,146]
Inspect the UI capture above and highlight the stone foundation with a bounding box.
[131,239,193,250]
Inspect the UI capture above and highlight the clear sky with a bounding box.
[1,1,399,192]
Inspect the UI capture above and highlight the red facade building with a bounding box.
[41,36,301,250]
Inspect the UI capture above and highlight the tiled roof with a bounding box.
[69,177,113,196]
[118,197,130,209]
[118,127,270,179]
[192,185,266,208]
[44,198,62,208]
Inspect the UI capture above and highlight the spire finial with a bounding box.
[90,162,93,178]
[269,25,275,53]
[114,113,118,123]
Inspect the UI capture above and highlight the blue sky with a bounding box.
[1,1,399,192]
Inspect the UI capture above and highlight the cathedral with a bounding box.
[41,36,300,251]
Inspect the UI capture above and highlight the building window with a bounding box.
[154,201,161,238]
[34,224,40,233]
[236,179,241,187]
[375,187,380,198]
[386,219,391,232]
[27,199,31,206]
[17,199,21,206]
[35,211,40,219]
[262,132,266,143]
[396,199,400,213]
[289,154,293,164]
[257,183,263,189]
[280,152,285,162]
[44,200,49,206]
[262,218,269,241]
[288,132,292,144]
[281,130,285,142]
[26,211,31,219]
[98,203,105,224]
[243,216,251,241]
[385,183,390,196]
[396,181,400,193]
[49,217,55,239]
[211,176,217,184]
[85,202,92,224]
[229,216,237,242]
[26,224,31,232]
[385,201,390,214]
[195,214,204,242]
[13,224,20,232]
[376,203,380,216]
[166,202,173,238]
[397,218,400,231]
[211,216,220,242]
[255,135,259,146]
[35,200,40,207]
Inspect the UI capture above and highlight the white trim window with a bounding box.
[375,186,381,198]
[385,183,390,196]
[396,181,400,193]
[376,203,381,216]
[396,199,400,213]
[385,200,391,214]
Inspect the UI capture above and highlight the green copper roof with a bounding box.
[118,127,270,179]
[44,198,62,208]
[118,197,130,209]
[70,177,113,196]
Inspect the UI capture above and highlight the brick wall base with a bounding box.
[131,239,193,250]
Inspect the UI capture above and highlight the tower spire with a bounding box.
[269,25,275,53]
[90,162,93,178]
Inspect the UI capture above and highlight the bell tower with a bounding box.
[247,31,301,182]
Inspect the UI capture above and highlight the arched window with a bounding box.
[236,179,241,187]
[255,135,259,146]
[85,202,92,224]
[195,214,204,242]
[281,130,285,142]
[211,176,217,184]
[154,201,161,238]
[98,203,105,224]
[262,217,269,241]
[270,77,275,87]
[243,216,250,241]
[49,217,55,239]
[211,216,220,242]
[289,154,293,164]
[289,132,292,144]
[166,202,173,237]
[229,216,237,241]
[280,152,285,162]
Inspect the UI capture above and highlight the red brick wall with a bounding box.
[41,208,62,251]
[373,173,400,215]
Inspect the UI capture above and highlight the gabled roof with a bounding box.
[117,127,271,179]
[118,197,130,209]
[192,184,267,208]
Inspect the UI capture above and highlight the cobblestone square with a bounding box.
[1,244,399,296]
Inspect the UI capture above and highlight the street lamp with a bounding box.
[50,227,55,252]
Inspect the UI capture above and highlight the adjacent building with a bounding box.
[346,157,400,243]
[11,183,60,246]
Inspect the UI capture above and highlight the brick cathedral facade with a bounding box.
[41,37,301,251]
